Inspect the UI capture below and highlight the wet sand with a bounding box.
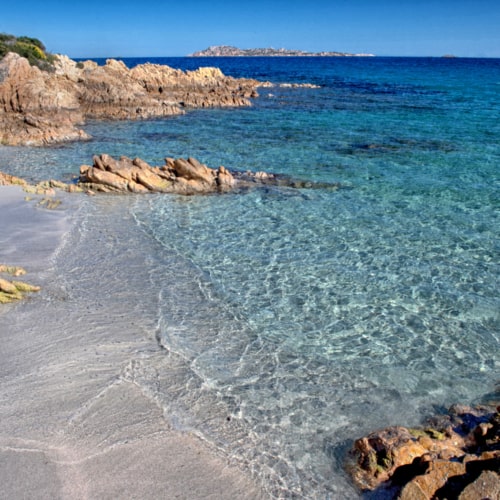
[0,186,266,499]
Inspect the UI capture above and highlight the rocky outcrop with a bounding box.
[0,171,28,186]
[0,53,88,145]
[1,154,340,196]
[127,62,259,108]
[346,403,500,499]
[77,154,341,195]
[78,154,237,195]
[0,52,261,146]
[0,265,40,304]
[0,170,83,197]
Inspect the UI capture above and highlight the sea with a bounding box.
[1,56,499,498]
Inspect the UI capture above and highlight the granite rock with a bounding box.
[78,154,234,195]
[347,403,500,499]
[0,53,87,145]
[458,470,500,500]
[1,153,340,196]
[0,52,261,146]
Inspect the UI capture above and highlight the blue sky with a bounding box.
[1,0,499,58]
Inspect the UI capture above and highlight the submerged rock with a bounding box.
[346,403,500,499]
[0,265,26,277]
[0,171,28,186]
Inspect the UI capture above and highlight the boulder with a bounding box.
[81,167,130,192]
[0,278,19,295]
[78,154,234,195]
[347,403,500,499]
[398,460,466,500]
[0,265,26,277]
[135,169,173,192]
[172,158,214,184]
[458,470,500,500]
[216,166,236,191]
[349,426,433,490]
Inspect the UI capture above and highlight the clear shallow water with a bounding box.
[1,57,499,498]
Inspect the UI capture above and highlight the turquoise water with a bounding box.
[1,57,499,498]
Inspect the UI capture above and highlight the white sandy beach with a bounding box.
[0,186,266,499]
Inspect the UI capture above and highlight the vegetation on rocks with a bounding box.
[0,33,55,71]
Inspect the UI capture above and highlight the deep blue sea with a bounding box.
[1,57,499,498]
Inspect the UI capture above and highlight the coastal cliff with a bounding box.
[0,52,260,146]
[190,45,375,57]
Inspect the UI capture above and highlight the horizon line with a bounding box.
[69,54,500,60]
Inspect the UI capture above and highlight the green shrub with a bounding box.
[13,41,46,61]
[0,32,55,71]
[0,42,8,59]
[0,33,16,43]
[16,36,46,52]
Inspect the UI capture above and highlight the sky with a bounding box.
[1,0,499,58]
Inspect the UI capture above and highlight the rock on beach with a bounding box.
[76,154,340,194]
[0,265,40,304]
[346,402,500,499]
[78,154,237,195]
[1,153,340,198]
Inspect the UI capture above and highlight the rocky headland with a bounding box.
[0,51,261,146]
[0,51,325,147]
[190,45,375,57]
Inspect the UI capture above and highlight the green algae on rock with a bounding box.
[347,403,500,499]
[0,267,40,304]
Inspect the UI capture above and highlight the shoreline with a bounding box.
[0,186,266,499]
[1,52,498,497]
[1,172,498,498]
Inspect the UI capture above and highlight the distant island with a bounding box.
[190,45,375,57]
